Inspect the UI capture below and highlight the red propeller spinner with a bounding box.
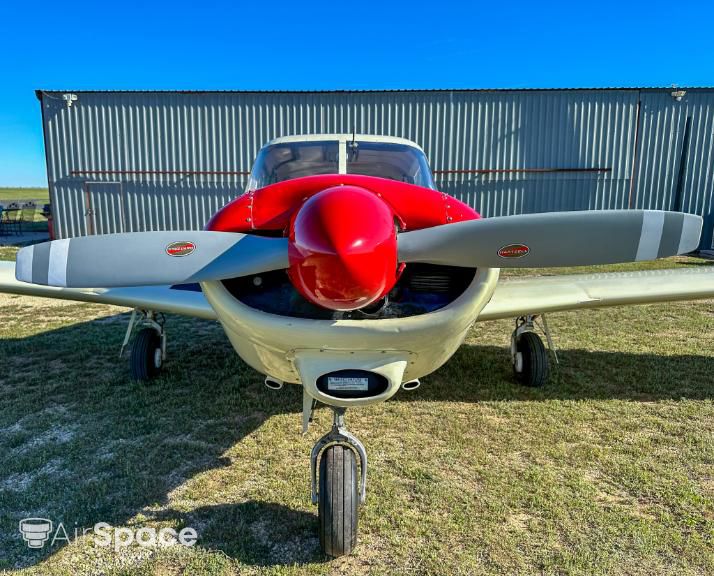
[287,186,400,310]
[206,175,480,311]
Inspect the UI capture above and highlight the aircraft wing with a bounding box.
[478,266,714,321]
[0,261,216,320]
[4,258,713,323]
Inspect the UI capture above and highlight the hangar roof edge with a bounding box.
[35,87,714,100]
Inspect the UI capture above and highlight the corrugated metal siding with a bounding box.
[39,89,714,249]
[434,90,638,215]
[632,90,714,248]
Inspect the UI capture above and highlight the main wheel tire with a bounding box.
[318,444,358,557]
[130,328,162,381]
[514,331,549,388]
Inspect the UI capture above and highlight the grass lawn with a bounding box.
[0,189,50,228]
[0,252,711,575]
[0,189,49,203]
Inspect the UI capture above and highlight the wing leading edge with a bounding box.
[3,259,713,324]
[478,266,714,321]
[0,261,216,320]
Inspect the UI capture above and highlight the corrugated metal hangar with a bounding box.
[37,88,714,250]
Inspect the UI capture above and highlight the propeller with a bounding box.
[398,210,702,268]
[15,209,703,292]
[15,231,288,288]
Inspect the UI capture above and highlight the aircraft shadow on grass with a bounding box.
[0,310,711,568]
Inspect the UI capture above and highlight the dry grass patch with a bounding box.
[0,253,711,575]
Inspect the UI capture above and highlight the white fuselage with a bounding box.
[200,267,500,407]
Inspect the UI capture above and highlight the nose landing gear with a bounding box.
[310,407,367,557]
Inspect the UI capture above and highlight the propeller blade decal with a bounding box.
[398,210,702,269]
[16,231,288,288]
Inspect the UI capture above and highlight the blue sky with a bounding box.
[1,0,712,186]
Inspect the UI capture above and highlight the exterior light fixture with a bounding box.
[671,88,686,102]
[62,93,78,107]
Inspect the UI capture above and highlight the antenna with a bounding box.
[349,124,358,158]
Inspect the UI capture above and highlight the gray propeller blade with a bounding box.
[15,231,288,287]
[398,210,702,268]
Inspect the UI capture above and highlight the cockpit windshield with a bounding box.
[346,141,434,188]
[247,138,435,191]
[247,141,339,190]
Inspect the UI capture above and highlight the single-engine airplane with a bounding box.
[2,134,713,556]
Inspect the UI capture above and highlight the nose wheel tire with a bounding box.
[318,444,359,557]
[513,331,549,388]
[130,327,163,381]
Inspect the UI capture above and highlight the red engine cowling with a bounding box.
[206,175,480,311]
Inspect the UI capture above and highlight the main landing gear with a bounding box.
[511,314,557,388]
[310,407,367,557]
[120,310,167,381]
